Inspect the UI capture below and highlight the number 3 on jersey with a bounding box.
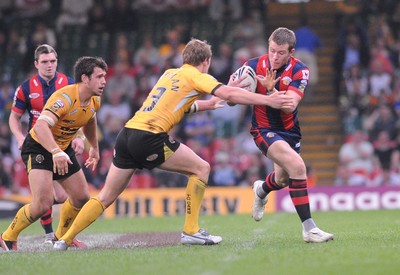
[142,87,166,112]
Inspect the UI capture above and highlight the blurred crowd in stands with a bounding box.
[334,0,400,186]
[0,0,271,195]
[1,0,400,195]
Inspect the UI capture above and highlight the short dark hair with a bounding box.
[73,56,108,83]
[34,44,57,61]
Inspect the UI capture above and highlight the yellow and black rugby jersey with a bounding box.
[126,64,222,133]
[30,84,101,150]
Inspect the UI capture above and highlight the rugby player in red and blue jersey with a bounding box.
[247,27,334,243]
[8,44,85,248]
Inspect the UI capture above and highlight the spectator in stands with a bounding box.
[210,150,237,186]
[133,65,159,113]
[108,32,135,67]
[56,0,93,32]
[3,28,26,80]
[159,29,185,69]
[368,58,392,101]
[107,0,138,33]
[104,59,137,103]
[334,17,369,97]
[337,130,379,186]
[90,148,114,189]
[0,155,18,195]
[209,0,243,21]
[14,0,50,19]
[22,21,57,73]
[133,35,160,74]
[209,43,234,84]
[294,16,322,95]
[0,74,14,120]
[97,91,131,147]
[87,0,108,33]
[334,0,364,27]
[363,104,397,142]
[373,129,397,185]
[0,121,12,157]
[210,101,247,139]
[343,64,369,98]
[339,64,369,135]
[134,0,170,12]
[184,110,216,147]
[233,37,267,70]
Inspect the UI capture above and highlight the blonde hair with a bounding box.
[182,38,212,66]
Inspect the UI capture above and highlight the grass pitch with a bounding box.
[0,210,399,275]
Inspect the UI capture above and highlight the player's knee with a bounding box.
[71,195,90,209]
[195,160,210,180]
[275,175,289,188]
[54,193,68,204]
[288,160,307,178]
[35,198,54,217]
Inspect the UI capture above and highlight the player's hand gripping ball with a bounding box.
[233,65,257,93]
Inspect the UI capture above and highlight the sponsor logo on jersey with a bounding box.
[169,136,176,144]
[49,99,64,112]
[266,132,275,138]
[35,154,44,163]
[29,93,40,99]
[30,110,41,117]
[146,154,158,161]
[281,76,292,85]
[299,79,307,93]
[62,119,75,124]
[302,70,309,80]
[69,109,77,115]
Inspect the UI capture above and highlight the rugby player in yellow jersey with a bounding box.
[0,56,107,251]
[53,38,294,250]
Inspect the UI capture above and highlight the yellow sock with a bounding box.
[183,176,207,235]
[55,198,80,240]
[61,197,106,246]
[2,204,35,241]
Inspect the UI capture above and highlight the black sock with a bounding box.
[40,208,54,234]
[288,178,311,222]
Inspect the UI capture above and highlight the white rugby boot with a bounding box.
[181,229,222,245]
[303,227,334,243]
[252,180,268,221]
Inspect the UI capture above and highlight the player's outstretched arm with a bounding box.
[214,85,294,110]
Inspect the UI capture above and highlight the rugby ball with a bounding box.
[233,65,257,93]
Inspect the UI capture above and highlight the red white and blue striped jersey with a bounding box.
[11,72,74,129]
[246,55,309,133]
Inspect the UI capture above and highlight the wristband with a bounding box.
[50,148,62,154]
[76,135,86,141]
[187,101,199,114]
[52,151,71,161]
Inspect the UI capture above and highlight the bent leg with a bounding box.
[55,170,91,238]
[159,143,210,234]
[3,169,54,241]
[60,164,136,245]
[61,197,106,246]
[267,141,313,223]
[40,181,67,237]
